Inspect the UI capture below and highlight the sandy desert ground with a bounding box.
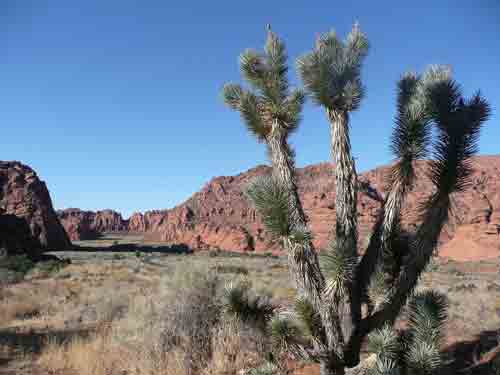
[0,234,499,374]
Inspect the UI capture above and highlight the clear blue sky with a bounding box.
[2,1,499,217]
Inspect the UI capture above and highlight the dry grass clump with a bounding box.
[6,248,498,374]
[38,263,269,375]
[0,287,41,324]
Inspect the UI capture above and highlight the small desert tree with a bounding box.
[222,27,324,301]
[223,25,490,375]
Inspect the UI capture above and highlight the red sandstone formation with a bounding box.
[137,155,500,259]
[0,161,71,254]
[59,156,500,260]
[57,208,129,241]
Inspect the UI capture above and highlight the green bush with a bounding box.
[0,255,35,275]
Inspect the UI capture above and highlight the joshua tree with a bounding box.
[223,25,490,375]
[222,27,324,301]
[296,25,369,368]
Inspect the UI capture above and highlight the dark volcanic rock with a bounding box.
[0,161,71,254]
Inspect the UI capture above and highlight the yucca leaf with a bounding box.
[297,23,368,112]
[368,358,401,375]
[222,83,244,109]
[240,49,267,91]
[223,281,274,329]
[367,325,401,361]
[320,241,356,299]
[425,77,490,197]
[406,290,448,348]
[239,91,269,141]
[245,175,293,238]
[294,296,322,338]
[264,30,289,105]
[405,341,441,375]
[289,224,313,247]
[223,28,306,142]
[269,314,302,351]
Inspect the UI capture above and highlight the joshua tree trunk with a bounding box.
[345,175,410,363]
[365,194,451,330]
[266,123,307,228]
[267,121,324,303]
[327,110,358,261]
[327,109,359,343]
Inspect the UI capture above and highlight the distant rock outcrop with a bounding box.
[0,161,71,255]
[57,209,129,241]
[138,156,500,259]
[60,156,500,260]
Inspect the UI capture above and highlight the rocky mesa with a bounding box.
[0,161,71,255]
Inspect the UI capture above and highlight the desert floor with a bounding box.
[0,234,499,374]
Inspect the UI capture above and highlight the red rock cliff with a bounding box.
[0,161,71,253]
[137,156,500,259]
[59,156,500,260]
[58,209,129,241]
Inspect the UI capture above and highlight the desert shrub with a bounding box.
[213,264,249,275]
[203,320,265,374]
[209,249,221,257]
[26,258,70,279]
[0,255,35,275]
[39,263,269,375]
[0,286,41,324]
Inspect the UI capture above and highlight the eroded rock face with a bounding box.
[140,156,500,259]
[59,156,500,260]
[0,161,71,254]
[57,209,129,241]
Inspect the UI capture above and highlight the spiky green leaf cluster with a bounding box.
[405,342,441,375]
[389,66,451,189]
[222,84,268,141]
[269,314,302,351]
[367,264,388,310]
[425,78,490,198]
[367,325,401,362]
[294,296,322,338]
[404,290,448,374]
[320,240,356,298]
[406,290,448,348]
[245,175,292,238]
[297,23,368,112]
[223,281,274,328]
[368,358,401,375]
[223,29,306,142]
[289,224,314,246]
